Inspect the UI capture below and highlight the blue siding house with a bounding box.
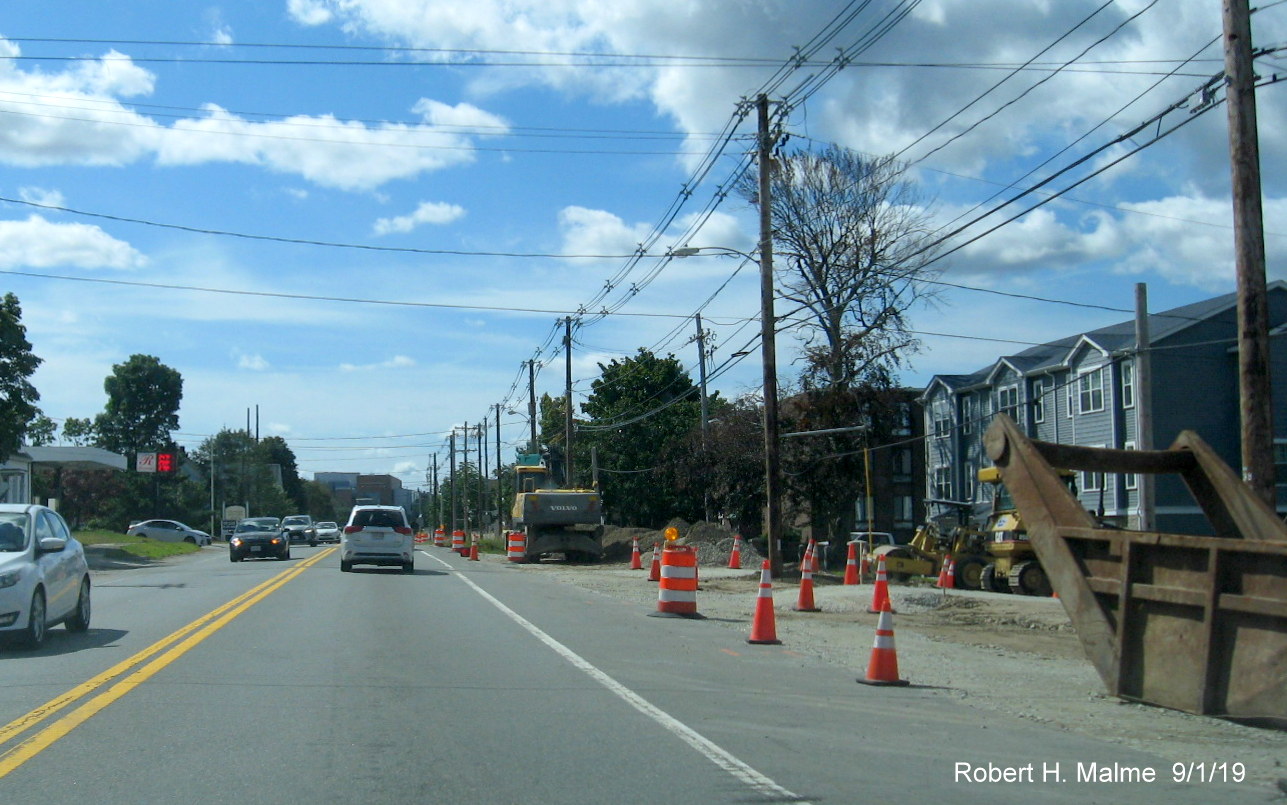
[920,282,1287,535]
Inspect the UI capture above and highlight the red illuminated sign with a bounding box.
[156,452,175,473]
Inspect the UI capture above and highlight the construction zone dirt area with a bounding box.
[500,524,1287,797]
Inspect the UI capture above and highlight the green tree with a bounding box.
[580,349,705,527]
[61,417,96,446]
[302,480,338,523]
[665,394,764,536]
[259,435,304,510]
[27,414,56,446]
[0,293,42,463]
[191,429,294,520]
[94,354,183,455]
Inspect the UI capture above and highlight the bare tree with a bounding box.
[741,145,940,390]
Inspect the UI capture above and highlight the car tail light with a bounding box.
[344,525,363,534]
[395,526,412,535]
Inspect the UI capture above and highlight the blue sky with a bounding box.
[3,0,1285,489]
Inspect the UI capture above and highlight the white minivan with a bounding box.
[340,505,414,573]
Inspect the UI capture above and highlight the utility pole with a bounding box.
[495,404,504,538]
[432,454,440,528]
[477,421,486,537]
[461,422,471,535]
[527,359,539,453]
[449,431,458,533]
[564,317,575,487]
[1223,0,1275,507]
[757,93,784,577]
[1134,284,1154,531]
[696,312,712,523]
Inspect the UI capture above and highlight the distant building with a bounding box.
[920,283,1287,535]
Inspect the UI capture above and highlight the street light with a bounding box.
[671,244,783,576]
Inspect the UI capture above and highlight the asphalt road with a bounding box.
[0,544,1268,804]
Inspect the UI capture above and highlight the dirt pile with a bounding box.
[601,520,765,567]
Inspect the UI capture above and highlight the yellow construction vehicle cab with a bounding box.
[976,466,1077,596]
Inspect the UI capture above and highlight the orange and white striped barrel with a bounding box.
[433,528,447,547]
[451,529,467,554]
[654,544,699,617]
[507,531,526,562]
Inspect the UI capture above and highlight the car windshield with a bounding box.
[0,514,27,551]
[353,510,405,529]
[317,522,336,529]
[283,517,308,526]
[235,522,275,533]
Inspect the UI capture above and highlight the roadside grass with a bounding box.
[74,529,203,559]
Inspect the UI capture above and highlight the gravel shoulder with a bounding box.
[499,552,1287,796]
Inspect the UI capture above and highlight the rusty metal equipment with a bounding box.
[984,414,1286,723]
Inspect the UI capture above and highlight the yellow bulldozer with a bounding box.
[869,500,991,589]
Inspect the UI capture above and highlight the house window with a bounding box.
[932,466,953,500]
[1031,378,1046,423]
[1081,445,1106,492]
[893,403,912,436]
[894,448,913,480]
[894,496,914,526]
[932,400,952,439]
[962,395,974,434]
[1066,374,1075,418]
[996,385,1019,420]
[1124,440,1137,490]
[1121,360,1135,409]
[1078,368,1105,414]
[1274,440,1287,491]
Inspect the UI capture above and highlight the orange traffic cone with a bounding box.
[794,555,821,612]
[936,556,951,588]
[805,538,820,573]
[728,534,743,570]
[843,541,860,585]
[857,599,909,686]
[943,558,956,590]
[629,537,643,570]
[747,560,782,645]
[647,542,661,582]
[860,551,871,580]
[867,555,896,614]
[469,538,479,561]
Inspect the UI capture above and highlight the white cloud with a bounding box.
[211,26,234,46]
[373,201,466,235]
[17,187,65,209]
[558,205,652,259]
[0,215,146,269]
[338,355,417,371]
[155,102,508,191]
[237,353,270,371]
[287,0,334,26]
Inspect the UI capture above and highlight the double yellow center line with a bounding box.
[0,546,335,778]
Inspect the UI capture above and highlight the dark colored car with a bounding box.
[280,515,318,546]
[229,518,289,562]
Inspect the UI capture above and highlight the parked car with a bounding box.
[280,515,317,546]
[0,503,91,648]
[340,506,414,573]
[126,519,213,546]
[228,518,289,562]
[314,521,340,543]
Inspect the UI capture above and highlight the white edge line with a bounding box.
[421,550,806,803]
